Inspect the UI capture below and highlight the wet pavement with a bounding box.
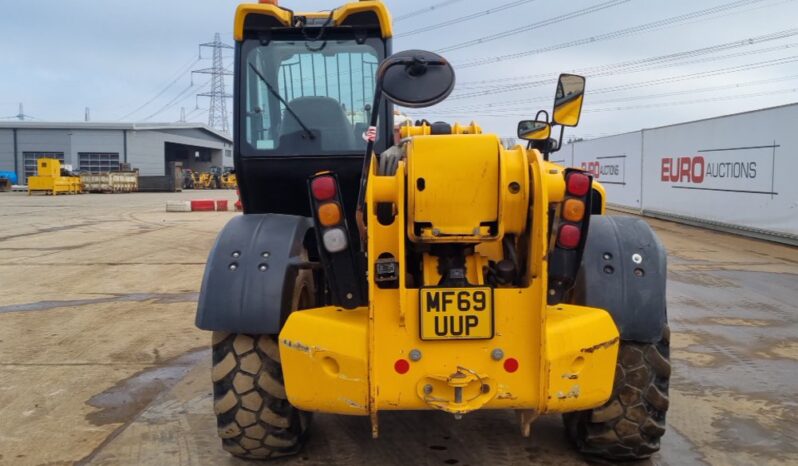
[0,192,796,465]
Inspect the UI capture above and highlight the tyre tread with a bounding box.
[211,333,309,459]
[565,330,671,461]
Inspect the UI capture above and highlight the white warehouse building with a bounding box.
[0,122,233,184]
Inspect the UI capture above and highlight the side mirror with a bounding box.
[379,50,455,108]
[517,120,551,141]
[553,74,586,127]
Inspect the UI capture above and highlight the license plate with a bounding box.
[419,287,494,340]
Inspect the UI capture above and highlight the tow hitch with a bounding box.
[417,366,497,416]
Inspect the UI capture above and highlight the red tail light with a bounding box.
[566,172,590,197]
[558,224,581,249]
[311,175,336,201]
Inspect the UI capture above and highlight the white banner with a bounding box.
[641,104,798,237]
[570,132,643,209]
[566,103,798,240]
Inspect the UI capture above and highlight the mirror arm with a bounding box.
[551,125,565,158]
[535,109,550,123]
[355,58,407,250]
[355,81,384,250]
[353,51,455,251]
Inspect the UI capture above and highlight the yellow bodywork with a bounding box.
[234,1,393,41]
[27,158,82,195]
[279,130,619,432]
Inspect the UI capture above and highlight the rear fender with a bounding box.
[195,214,312,334]
[571,216,667,343]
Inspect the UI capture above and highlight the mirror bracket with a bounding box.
[355,49,456,250]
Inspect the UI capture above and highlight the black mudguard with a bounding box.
[571,216,667,343]
[195,214,312,334]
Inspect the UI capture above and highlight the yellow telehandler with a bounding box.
[196,1,669,461]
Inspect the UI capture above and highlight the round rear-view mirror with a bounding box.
[379,50,455,108]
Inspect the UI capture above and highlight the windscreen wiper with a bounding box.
[248,62,315,140]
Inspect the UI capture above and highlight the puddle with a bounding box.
[85,348,207,426]
[0,292,199,314]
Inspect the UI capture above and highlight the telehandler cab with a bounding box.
[196,0,670,461]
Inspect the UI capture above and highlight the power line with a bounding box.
[431,73,798,115]
[447,42,798,105]
[184,107,208,121]
[117,56,200,121]
[420,56,798,116]
[393,0,467,23]
[142,78,212,121]
[455,28,798,90]
[413,87,798,118]
[436,0,631,54]
[395,0,540,38]
[584,87,798,113]
[446,32,798,101]
[456,0,783,68]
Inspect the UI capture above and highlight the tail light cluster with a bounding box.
[556,172,590,249]
[310,176,348,252]
[548,169,593,304]
[308,172,364,309]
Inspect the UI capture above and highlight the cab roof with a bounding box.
[234,0,393,41]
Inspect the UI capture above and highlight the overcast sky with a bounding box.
[2,0,797,140]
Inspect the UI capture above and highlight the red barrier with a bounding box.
[191,199,215,212]
[234,189,243,211]
[215,200,229,211]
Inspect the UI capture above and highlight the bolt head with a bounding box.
[491,348,504,361]
[409,349,422,361]
[262,251,270,258]
[632,253,643,264]
[228,263,238,271]
[423,384,433,394]
[258,263,268,272]
[232,251,241,258]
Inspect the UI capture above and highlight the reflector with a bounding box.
[318,202,342,227]
[563,199,586,222]
[503,357,519,373]
[566,172,590,197]
[558,224,581,249]
[322,227,348,253]
[394,359,410,374]
[311,176,336,201]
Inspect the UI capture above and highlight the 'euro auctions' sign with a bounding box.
[659,144,776,196]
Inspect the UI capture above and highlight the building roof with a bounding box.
[0,121,233,143]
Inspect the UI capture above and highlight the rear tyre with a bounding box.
[211,272,313,459]
[564,327,670,461]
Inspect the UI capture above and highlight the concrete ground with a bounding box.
[0,191,795,466]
